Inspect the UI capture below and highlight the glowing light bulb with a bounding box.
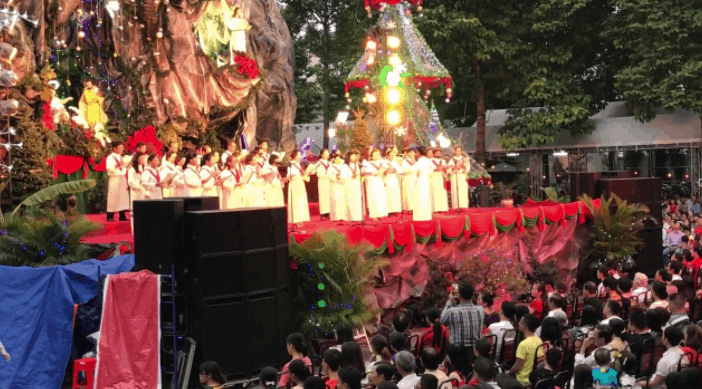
[366,40,377,51]
[386,71,401,87]
[387,36,400,49]
[386,110,401,125]
[367,93,377,103]
[385,87,402,105]
[389,54,401,67]
[328,127,336,138]
[367,55,375,65]
[107,0,120,11]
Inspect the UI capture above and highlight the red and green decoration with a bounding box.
[290,200,600,255]
[125,125,163,156]
[234,53,260,79]
[363,0,424,17]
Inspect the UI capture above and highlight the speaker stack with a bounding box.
[133,200,291,381]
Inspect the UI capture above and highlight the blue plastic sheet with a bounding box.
[0,255,135,389]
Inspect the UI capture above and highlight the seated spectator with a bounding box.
[368,362,394,387]
[603,277,621,302]
[479,293,499,327]
[333,324,354,351]
[322,349,343,389]
[421,347,449,389]
[474,338,492,360]
[665,372,688,389]
[638,326,689,388]
[573,364,594,389]
[339,367,362,389]
[569,305,599,340]
[341,341,366,375]
[574,324,614,367]
[667,293,691,330]
[530,282,548,320]
[369,335,393,367]
[591,348,617,387]
[646,307,670,338]
[418,307,450,357]
[418,374,438,389]
[280,333,312,388]
[649,281,669,310]
[669,260,685,281]
[529,347,559,386]
[555,282,568,297]
[507,314,544,386]
[655,269,673,284]
[261,367,280,389]
[378,382,399,389]
[515,304,530,325]
[682,324,702,363]
[626,308,652,355]
[538,317,563,349]
[395,351,420,389]
[681,367,702,389]
[487,301,516,361]
[546,294,568,327]
[390,332,408,356]
[198,361,226,389]
[631,273,649,306]
[393,312,412,338]
[582,281,604,320]
[600,300,621,325]
[304,376,326,389]
[618,277,633,300]
[618,352,638,389]
[377,325,393,339]
[473,356,499,389]
[596,266,609,298]
[607,318,628,352]
[289,359,312,389]
[444,343,471,385]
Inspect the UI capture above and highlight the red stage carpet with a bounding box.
[83,214,133,246]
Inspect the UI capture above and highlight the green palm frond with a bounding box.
[12,179,96,215]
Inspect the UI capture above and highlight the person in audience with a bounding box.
[574,324,614,367]
[538,317,563,349]
[515,305,530,326]
[506,314,543,386]
[420,347,450,389]
[441,282,485,356]
[631,273,649,306]
[198,361,226,389]
[393,312,412,338]
[618,352,638,389]
[682,324,702,363]
[591,348,617,387]
[582,282,604,320]
[395,351,420,389]
[545,294,568,327]
[417,374,438,389]
[569,305,599,340]
[333,323,354,351]
[289,359,311,389]
[681,367,702,389]
[665,372,688,389]
[323,349,343,389]
[378,382,399,389]
[304,376,325,389]
[496,375,524,389]
[338,367,362,389]
[638,326,689,388]
[656,269,673,284]
[390,332,408,356]
[528,347,559,386]
[626,308,652,355]
[600,300,621,325]
[368,362,394,387]
[369,335,393,367]
[377,325,393,339]
[667,293,691,330]
[479,293,499,327]
[444,343,471,385]
[341,341,366,376]
[280,333,312,387]
[474,338,492,360]
[488,301,516,361]
[646,307,669,338]
[573,364,594,389]
[473,356,500,389]
[418,307,450,357]
[603,277,621,302]
[529,282,548,320]
[618,277,634,300]
[649,281,669,310]
[670,260,685,281]
[607,318,628,352]
[260,366,279,389]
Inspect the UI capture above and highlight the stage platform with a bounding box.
[83,214,133,246]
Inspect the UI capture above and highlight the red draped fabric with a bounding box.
[50,155,107,179]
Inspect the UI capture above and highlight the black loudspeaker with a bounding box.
[185,207,290,379]
[635,228,663,276]
[597,178,662,228]
[569,172,600,198]
[167,196,220,212]
[133,199,185,274]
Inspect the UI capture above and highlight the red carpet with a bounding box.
[83,214,133,246]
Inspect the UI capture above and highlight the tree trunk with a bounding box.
[322,3,331,149]
[474,59,488,206]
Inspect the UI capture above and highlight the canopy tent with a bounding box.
[449,101,702,155]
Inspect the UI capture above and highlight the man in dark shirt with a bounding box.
[529,347,559,386]
[627,308,652,355]
[583,281,604,320]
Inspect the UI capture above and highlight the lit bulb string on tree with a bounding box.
[363,0,423,17]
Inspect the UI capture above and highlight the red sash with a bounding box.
[432,160,443,168]
[350,164,358,176]
[233,167,241,183]
[320,161,329,170]
[292,164,302,175]
[404,158,415,166]
[330,165,341,175]
[148,169,160,183]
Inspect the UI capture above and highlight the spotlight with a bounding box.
[386,71,401,87]
[387,36,400,49]
[389,54,401,67]
[384,87,402,105]
[386,110,401,126]
[366,40,377,51]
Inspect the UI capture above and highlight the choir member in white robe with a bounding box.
[307,149,331,218]
[448,146,470,209]
[429,148,449,212]
[256,150,270,204]
[220,152,244,209]
[159,152,177,198]
[220,138,238,165]
[383,146,403,214]
[242,153,266,207]
[328,153,349,221]
[363,148,389,220]
[401,149,418,213]
[287,150,311,226]
[259,139,271,165]
[106,143,130,221]
[161,142,178,166]
[200,153,219,198]
[407,146,434,221]
[344,150,363,222]
[173,155,186,197]
[263,154,286,207]
[184,153,203,197]
[127,152,146,211]
[142,154,164,200]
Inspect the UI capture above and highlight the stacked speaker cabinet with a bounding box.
[185,207,290,379]
[569,172,601,199]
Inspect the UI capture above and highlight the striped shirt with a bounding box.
[440,300,485,347]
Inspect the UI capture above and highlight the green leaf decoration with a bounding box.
[13,180,96,215]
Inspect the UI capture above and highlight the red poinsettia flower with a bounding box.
[125,125,164,156]
[234,54,260,79]
[42,102,55,131]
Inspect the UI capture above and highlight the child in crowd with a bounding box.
[591,348,617,387]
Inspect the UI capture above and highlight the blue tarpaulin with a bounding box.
[0,255,135,389]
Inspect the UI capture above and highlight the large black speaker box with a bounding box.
[133,199,185,274]
[569,172,600,198]
[185,207,290,379]
[597,178,662,228]
[167,196,220,212]
[635,228,663,276]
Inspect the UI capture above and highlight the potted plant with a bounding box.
[492,182,517,208]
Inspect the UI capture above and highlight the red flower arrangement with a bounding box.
[234,53,260,79]
[364,0,422,11]
[42,102,55,131]
[125,125,164,156]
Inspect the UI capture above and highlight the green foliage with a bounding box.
[289,230,388,334]
[0,208,101,267]
[13,179,96,215]
[531,187,570,203]
[604,0,702,122]
[579,193,650,266]
[11,107,55,202]
[491,182,517,201]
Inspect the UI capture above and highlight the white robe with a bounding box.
[263,165,285,207]
[126,166,144,210]
[384,159,403,214]
[221,150,233,165]
[407,157,433,221]
[142,167,163,200]
[173,167,186,197]
[184,167,202,197]
[314,160,331,215]
[448,156,470,209]
[328,163,349,221]
[401,158,417,212]
[106,153,129,212]
[160,163,176,198]
[363,161,388,219]
[220,167,244,209]
[345,163,363,222]
[287,163,310,223]
[201,166,219,197]
[430,159,449,212]
[242,165,266,207]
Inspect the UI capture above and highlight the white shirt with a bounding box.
[397,373,420,389]
[488,320,514,359]
[600,316,621,326]
[575,345,613,367]
[654,346,688,380]
[672,275,683,281]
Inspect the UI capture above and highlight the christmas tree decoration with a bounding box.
[349,108,373,152]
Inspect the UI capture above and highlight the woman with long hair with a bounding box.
[341,341,366,377]
[264,154,286,207]
[200,153,220,197]
[383,145,403,215]
[241,152,266,207]
[172,153,187,197]
[160,151,177,198]
[362,148,388,220]
[401,148,417,212]
[198,361,226,388]
[127,152,146,210]
[448,146,469,209]
[429,148,448,213]
[220,152,244,209]
[287,150,310,226]
[417,307,450,358]
[307,148,331,219]
[183,151,203,197]
[405,146,433,221]
[280,333,312,388]
[142,153,163,199]
[443,343,470,386]
[329,152,350,221]
[344,150,363,221]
